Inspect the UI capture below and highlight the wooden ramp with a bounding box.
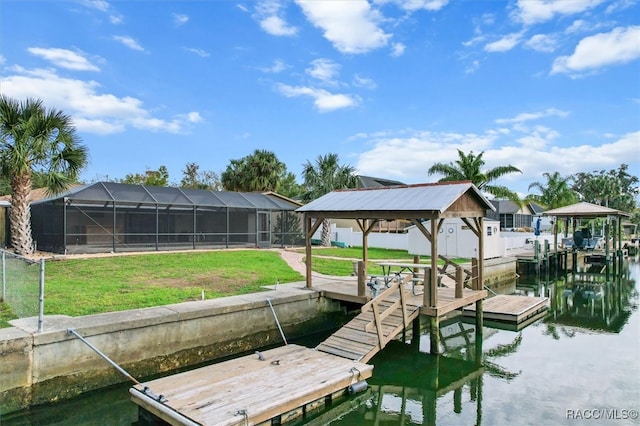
[130,344,372,426]
[316,281,421,364]
[463,294,548,323]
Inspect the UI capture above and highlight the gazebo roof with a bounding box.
[296,181,494,220]
[542,202,630,219]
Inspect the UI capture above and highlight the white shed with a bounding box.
[408,217,502,259]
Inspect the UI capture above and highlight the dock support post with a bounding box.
[412,316,421,350]
[357,261,366,297]
[455,266,463,298]
[429,316,440,354]
[475,299,483,360]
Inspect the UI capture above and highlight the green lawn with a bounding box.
[42,250,303,316]
[0,247,467,324]
[0,302,16,329]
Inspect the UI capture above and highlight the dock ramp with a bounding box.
[316,281,421,363]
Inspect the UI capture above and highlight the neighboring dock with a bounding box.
[130,344,372,426]
[462,294,548,323]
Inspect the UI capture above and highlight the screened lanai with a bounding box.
[30,182,303,254]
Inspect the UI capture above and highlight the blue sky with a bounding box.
[1,0,639,196]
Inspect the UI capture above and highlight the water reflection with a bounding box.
[320,258,639,425]
[543,259,639,336]
[310,339,484,426]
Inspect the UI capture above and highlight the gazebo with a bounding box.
[296,181,495,325]
[543,201,631,274]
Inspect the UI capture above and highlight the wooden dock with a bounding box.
[316,281,422,363]
[130,344,373,426]
[462,294,548,323]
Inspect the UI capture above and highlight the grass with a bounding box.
[305,246,469,276]
[0,302,17,328]
[42,250,303,316]
[0,247,468,324]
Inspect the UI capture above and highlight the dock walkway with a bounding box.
[316,281,421,363]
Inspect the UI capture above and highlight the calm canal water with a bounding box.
[3,258,639,426]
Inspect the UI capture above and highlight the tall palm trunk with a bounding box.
[320,218,331,247]
[10,173,34,255]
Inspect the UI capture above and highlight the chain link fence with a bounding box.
[1,250,45,332]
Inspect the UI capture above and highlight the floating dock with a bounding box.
[463,294,548,323]
[130,344,372,426]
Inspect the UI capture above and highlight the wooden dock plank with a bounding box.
[463,294,549,322]
[130,345,372,426]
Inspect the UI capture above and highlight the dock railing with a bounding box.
[361,280,409,353]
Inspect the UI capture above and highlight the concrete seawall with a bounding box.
[0,283,347,414]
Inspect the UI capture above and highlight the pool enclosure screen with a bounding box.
[30,182,303,254]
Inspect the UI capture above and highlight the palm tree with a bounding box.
[221,149,285,192]
[427,149,522,202]
[526,171,578,209]
[301,153,358,246]
[0,96,88,255]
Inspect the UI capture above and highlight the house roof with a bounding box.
[490,200,538,215]
[542,201,630,218]
[296,181,495,220]
[357,175,405,189]
[31,182,301,210]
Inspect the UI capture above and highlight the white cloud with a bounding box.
[484,32,523,52]
[525,34,558,53]
[255,0,298,36]
[260,15,298,36]
[512,0,605,25]
[81,0,110,12]
[296,0,391,54]
[1,67,200,135]
[391,42,406,57]
[27,47,100,71]
[259,59,288,73]
[383,0,450,11]
[80,1,122,25]
[185,47,210,58]
[353,74,377,89]
[113,35,145,52]
[306,58,340,84]
[465,59,480,74]
[552,26,640,75]
[496,108,570,124]
[276,83,359,112]
[353,128,639,194]
[174,13,189,26]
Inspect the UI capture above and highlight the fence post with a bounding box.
[1,251,5,302]
[38,258,45,333]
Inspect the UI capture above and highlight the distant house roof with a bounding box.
[31,182,301,210]
[297,181,495,220]
[490,200,537,215]
[357,175,405,189]
[543,201,630,218]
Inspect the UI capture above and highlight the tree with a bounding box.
[120,166,169,186]
[526,171,578,209]
[180,162,221,190]
[0,96,88,255]
[427,150,522,202]
[301,153,358,246]
[278,171,304,199]
[573,165,638,212]
[221,149,285,192]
